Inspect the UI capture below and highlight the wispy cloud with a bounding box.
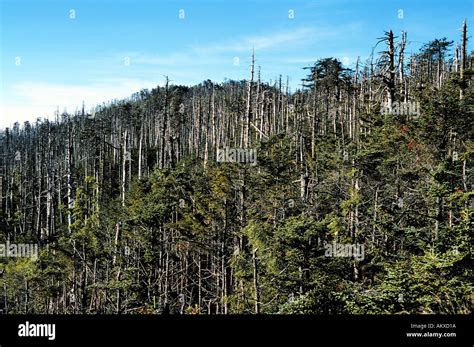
[196,22,363,54]
[116,27,317,68]
[122,23,363,72]
[0,79,159,128]
[198,27,317,53]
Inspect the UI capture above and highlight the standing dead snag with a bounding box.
[380,30,396,108]
[460,20,468,99]
[244,49,255,149]
[398,31,407,102]
[252,248,260,314]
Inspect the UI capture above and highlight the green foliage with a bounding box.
[0,38,472,315]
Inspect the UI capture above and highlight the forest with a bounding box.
[0,22,472,315]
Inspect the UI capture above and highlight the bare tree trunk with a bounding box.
[252,248,260,314]
[387,30,395,107]
[244,49,255,149]
[460,20,467,99]
[138,123,143,179]
[121,130,128,207]
[66,117,73,234]
[399,32,407,100]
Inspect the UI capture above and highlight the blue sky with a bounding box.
[0,0,472,128]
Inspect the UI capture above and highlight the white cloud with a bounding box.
[283,54,363,67]
[210,27,317,52]
[0,79,159,128]
[192,23,363,55]
[284,57,320,64]
[126,26,324,66]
